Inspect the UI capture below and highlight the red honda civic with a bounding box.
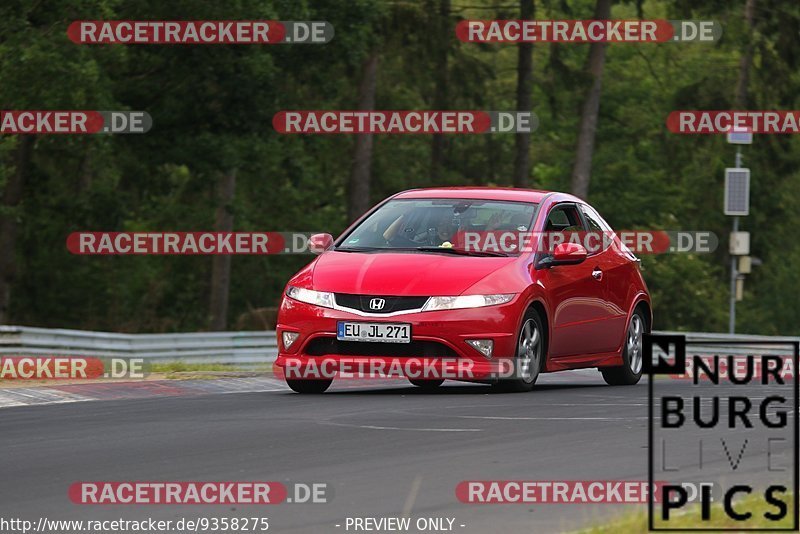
[274,188,651,393]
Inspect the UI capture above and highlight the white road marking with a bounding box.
[402,475,423,517]
[351,424,482,432]
[454,415,648,421]
[461,403,648,407]
[319,421,482,432]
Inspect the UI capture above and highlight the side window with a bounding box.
[545,204,585,232]
[580,204,613,254]
[543,204,585,255]
[581,205,604,232]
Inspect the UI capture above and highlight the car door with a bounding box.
[579,203,630,351]
[538,203,614,358]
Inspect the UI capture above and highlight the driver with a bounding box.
[431,213,458,245]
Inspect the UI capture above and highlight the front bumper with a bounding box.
[274,296,522,381]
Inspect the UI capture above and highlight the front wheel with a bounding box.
[601,308,646,386]
[493,308,545,393]
[286,378,332,394]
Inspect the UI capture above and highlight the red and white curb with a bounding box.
[0,376,289,409]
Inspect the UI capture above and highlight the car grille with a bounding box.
[334,293,429,314]
[304,337,458,358]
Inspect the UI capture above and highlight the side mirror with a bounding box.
[308,233,334,255]
[538,242,587,268]
[552,242,587,265]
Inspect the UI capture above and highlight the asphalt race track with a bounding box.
[0,370,794,533]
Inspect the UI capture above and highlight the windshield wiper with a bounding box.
[335,246,508,257]
[412,246,509,257]
[334,246,386,253]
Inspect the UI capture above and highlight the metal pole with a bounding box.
[729,146,742,334]
[729,216,738,334]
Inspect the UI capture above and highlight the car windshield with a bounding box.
[336,198,538,256]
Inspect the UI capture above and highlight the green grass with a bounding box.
[582,492,795,533]
[149,362,273,376]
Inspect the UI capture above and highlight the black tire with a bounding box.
[408,378,445,390]
[492,308,545,393]
[286,378,332,394]
[601,308,646,386]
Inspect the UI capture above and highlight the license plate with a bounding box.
[337,322,411,343]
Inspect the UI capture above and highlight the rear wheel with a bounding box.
[286,378,332,394]
[601,308,646,386]
[408,378,444,390]
[493,308,544,393]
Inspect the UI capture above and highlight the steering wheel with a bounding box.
[427,227,438,246]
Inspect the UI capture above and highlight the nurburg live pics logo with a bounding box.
[645,334,799,531]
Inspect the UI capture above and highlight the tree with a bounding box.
[430,0,452,181]
[208,169,236,331]
[0,0,118,325]
[0,137,34,323]
[348,53,379,222]
[513,0,534,187]
[734,0,757,108]
[570,0,611,199]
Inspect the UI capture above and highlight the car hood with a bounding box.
[310,251,516,296]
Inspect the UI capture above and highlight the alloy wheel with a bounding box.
[518,319,541,383]
[627,314,644,374]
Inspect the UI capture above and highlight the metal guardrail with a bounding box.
[657,330,798,357]
[0,326,278,364]
[0,326,796,364]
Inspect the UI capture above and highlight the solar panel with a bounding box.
[726,130,753,145]
[724,168,750,216]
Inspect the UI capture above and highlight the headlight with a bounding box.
[285,286,335,309]
[422,294,515,311]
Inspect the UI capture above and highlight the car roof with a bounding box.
[393,187,569,204]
